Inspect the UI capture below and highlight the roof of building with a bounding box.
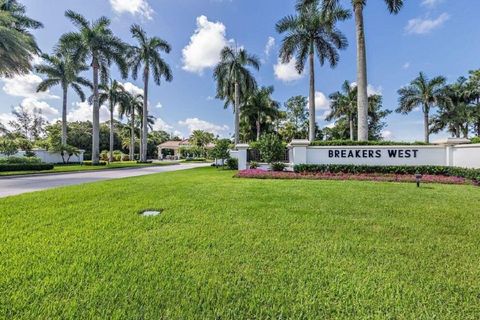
[158,140,190,149]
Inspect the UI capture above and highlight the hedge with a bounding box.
[0,156,42,164]
[472,137,480,144]
[293,164,480,182]
[309,140,428,146]
[0,163,54,172]
[82,161,107,166]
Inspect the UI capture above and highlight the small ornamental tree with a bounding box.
[257,133,284,163]
[0,138,18,156]
[211,139,231,166]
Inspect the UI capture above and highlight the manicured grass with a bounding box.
[0,161,180,177]
[1,167,479,318]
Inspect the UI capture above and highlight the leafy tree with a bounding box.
[277,1,348,141]
[283,96,309,141]
[396,72,448,143]
[214,46,260,144]
[60,10,128,164]
[0,137,18,156]
[256,133,285,163]
[466,70,480,136]
[242,86,281,141]
[36,52,92,146]
[8,105,47,140]
[307,0,404,141]
[51,144,80,164]
[189,130,214,156]
[0,0,42,77]
[129,24,173,162]
[210,139,231,166]
[91,79,126,162]
[327,80,357,140]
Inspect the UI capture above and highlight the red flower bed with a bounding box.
[235,169,474,186]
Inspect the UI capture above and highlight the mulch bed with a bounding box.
[236,169,478,186]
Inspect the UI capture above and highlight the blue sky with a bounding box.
[0,0,478,141]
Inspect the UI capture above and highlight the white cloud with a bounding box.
[153,117,174,131]
[155,102,163,109]
[109,0,154,20]
[403,62,411,69]
[382,130,394,140]
[178,117,229,136]
[274,58,305,82]
[313,91,330,111]
[264,36,275,56]
[0,112,16,131]
[67,101,110,123]
[121,82,144,96]
[20,98,59,117]
[351,82,383,96]
[421,0,443,8]
[182,16,231,74]
[405,13,450,35]
[1,73,58,99]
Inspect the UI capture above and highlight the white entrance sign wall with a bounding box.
[1,149,85,163]
[288,139,480,169]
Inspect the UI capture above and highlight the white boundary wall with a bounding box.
[1,149,85,163]
[288,139,480,169]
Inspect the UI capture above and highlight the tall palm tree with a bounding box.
[327,80,357,140]
[36,52,92,146]
[242,86,281,141]
[129,24,172,162]
[59,11,128,164]
[214,46,261,144]
[466,70,480,137]
[0,0,42,77]
[304,0,404,141]
[396,72,448,143]
[90,79,125,162]
[118,92,143,161]
[276,1,348,141]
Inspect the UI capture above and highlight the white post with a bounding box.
[236,144,249,170]
[288,140,310,165]
[434,138,471,167]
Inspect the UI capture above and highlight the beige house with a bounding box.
[157,140,216,160]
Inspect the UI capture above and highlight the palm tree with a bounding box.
[242,86,281,141]
[214,46,261,144]
[276,1,348,141]
[90,79,125,162]
[36,52,92,146]
[305,0,404,141]
[396,72,448,143]
[118,92,143,161]
[0,0,42,77]
[129,24,172,162]
[327,80,357,140]
[59,11,128,164]
[466,70,480,136]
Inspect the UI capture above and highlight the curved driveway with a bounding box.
[0,163,210,198]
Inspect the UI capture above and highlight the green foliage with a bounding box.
[249,161,259,169]
[179,146,203,159]
[310,140,428,146]
[0,156,41,164]
[472,137,480,144]
[255,134,285,163]
[270,162,286,172]
[294,164,480,182]
[0,163,53,172]
[226,157,238,170]
[210,139,231,160]
[0,138,18,156]
[82,161,107,166]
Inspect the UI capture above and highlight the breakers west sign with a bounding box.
[328,148,420,159]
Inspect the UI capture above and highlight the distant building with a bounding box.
[157,140,215,160]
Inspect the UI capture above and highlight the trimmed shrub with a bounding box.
[471,137,480,144]
[82,161,107,166]
[0,163,54,172]
[249,161,259,169]
[255,134,285,163]
[137,160,153,164]
[271,162,286,172]
[310,140,428,146]
[226,158,238,170]
[293,164,480,183]
[122,154,130,162]
[0,156,42,164]
[185,158,206,162]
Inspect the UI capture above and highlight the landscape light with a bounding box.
[415,172,423,188]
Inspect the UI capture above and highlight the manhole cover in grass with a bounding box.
[140,209,164,217]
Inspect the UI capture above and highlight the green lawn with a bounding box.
[0,161,180,177]
[1,168,479,319]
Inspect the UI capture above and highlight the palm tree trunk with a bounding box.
[130,110,135,161]
[354,2,369,142]
[141,68,149,162]
[234,81,240,145]
[61,85,68,146]
[256,117,261,141]
[477,120,480,137]
[109,100,114,163]
[349,115,354,141]
[308,50,315,142]
[424,109,430,144]
[92,58,100,164]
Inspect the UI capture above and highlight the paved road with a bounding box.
[0,163,210,198]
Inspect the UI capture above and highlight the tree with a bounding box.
[129,24,173,162]
[283,96,309,140]
[60,11,128,164]
[0,137,18,156]
[118,92,143,160]
[307,0,404,141]
[210,139,231,166]
[242,86,281,141]
[92,79,125,162]
[466,70,480,136]
[327,80,357,140]
[0,0,42,77]
[214,46,260,144]
[8,105,47,140]
[36,52,92,146]
[277,1,348,141]
[396,72,448,143]
[190,130,214,148]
